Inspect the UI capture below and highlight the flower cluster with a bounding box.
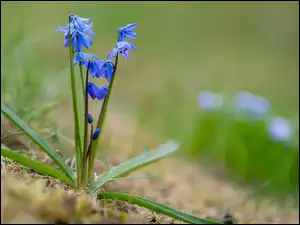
[107,23,137,59]
[58,14,137,143]
[58,15,137,101]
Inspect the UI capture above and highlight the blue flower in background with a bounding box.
[117,23,137,41]
[233,91,269,117]
[197,90,223,111]
[107,41,136,59]
[87,82,108,100]
[268,117,293,142]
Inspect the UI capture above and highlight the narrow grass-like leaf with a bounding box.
[88,140,179,195]
[1,105,75,183]
[98,192,221,224]
[1,146,75,187]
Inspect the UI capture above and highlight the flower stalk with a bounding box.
[87,54,119,180]
[82,61,91,185]
[67,17,82,187]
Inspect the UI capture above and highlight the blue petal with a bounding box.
[89,61,99,77]
[97,86,108,100]
[87,82,98,99]
[107,48,118,59]
[124,23,137,31]
[64,37,69,48]
[78,32,92,49]
[117,41,136,51]
[57,25,69,33]
[124,31,136,39]
[73,52,83,65]
[72,35,81,52]
[121,51,130,59]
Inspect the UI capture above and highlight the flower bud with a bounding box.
[92,128,101,140]
[88,113,93,124]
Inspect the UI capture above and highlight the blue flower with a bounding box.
[87,82,108,100]
[197,90,223,111]
[117,23,137,41]
[57,14,95,51]
[70,14,95,38]
[92,128,101,140]
[58,25,93,52]
[268,117,293,142]
[71,31,93,52]
[107,41,136,59]
[96,60,115,82]
[74,52,102,77]
[233,92,269,117]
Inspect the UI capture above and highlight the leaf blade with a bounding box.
[1,105,75,183]
[98,192,221,224]
[89,140,179,195]
[1,146,75,187]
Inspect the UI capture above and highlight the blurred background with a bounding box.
[1,0,299,215]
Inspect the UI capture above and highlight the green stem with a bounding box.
[82,62,90,185]
[79,63,85,95]
[87,54,119,179]
[68,21,82,188]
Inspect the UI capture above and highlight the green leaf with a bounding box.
[1,105,75,183]
[88,140,180,195]
[1,145,75,187]
[98,192,221,224]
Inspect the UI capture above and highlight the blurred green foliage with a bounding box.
[189,103,299,199]
[1,2,299,200]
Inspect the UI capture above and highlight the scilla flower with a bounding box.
[57,14,95,52]
[117,23,137,41]
[268,117,293,142]
[107,41,136,59]
[96,60,115,82]
[87,82,108,100]
[73,52,101,77]
[70,14,95,38]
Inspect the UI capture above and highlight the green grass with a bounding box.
[1,1,299,201]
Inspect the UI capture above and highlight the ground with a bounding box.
[1,105,299,224]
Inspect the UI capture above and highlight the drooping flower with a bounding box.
[74,52,114,81]
[96,60,114,82]
[70,14,95,38]
[107,41,136,59]
[197,90,223,111]
[268,117,293,142]
[87,82,108,100]
[57,14,95,51]
[117,23,137,41]
[92,128,101,140]
[74,52,102,77]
